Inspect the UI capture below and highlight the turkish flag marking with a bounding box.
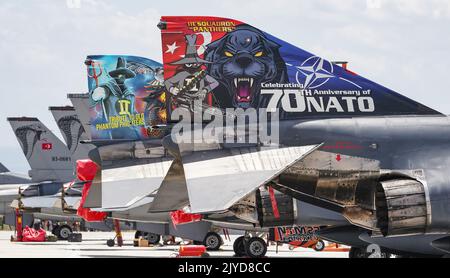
[42,143,53,150]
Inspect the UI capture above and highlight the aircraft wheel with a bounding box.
[106,239,115,247]
[314,240,326,252]
[57,225,72,240]
[145,233,161,245]
[52,226,60,236]
[245,237,267,258]
[349,247,367,258]
[134,231,142,239]
[203,232,222,251]
[233,236,246,257]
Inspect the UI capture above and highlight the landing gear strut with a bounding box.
[107,219,123,247]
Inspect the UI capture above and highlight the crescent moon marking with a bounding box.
[196,32,212,56]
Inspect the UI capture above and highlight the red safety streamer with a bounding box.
[268,187,280,219]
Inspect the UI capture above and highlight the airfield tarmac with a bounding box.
[0,231,348,258]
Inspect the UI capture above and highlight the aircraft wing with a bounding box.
[182,144,320,214]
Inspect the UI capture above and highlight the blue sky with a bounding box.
[1,0,450,173]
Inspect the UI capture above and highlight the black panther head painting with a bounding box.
[204,24,289,109]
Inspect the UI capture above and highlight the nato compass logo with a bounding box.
[288,56,362,89]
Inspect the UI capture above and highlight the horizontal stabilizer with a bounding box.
[93,196,154,212]
[148,159,189,212]
[183,144,320,213]
[19,195,59,209]
[100,158,172,209]
[0,163,9,173]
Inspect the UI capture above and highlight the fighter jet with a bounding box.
[67,57,249,249]
[5,116,131,239]
[139,16,450,258]
[77,17,448,257]
[78,54,353,257]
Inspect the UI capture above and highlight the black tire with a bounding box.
[349,247,367,258]
[52,226,60,236]
[203,232,222,251]
[145,233,161,245]
[106,239,115,247]
[57,225,72,240]
[233,236,246,257]
[245,237,267,258]
[314,240,326,252]
[134,231,142,239]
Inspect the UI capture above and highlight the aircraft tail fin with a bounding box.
[0,163,9,173]
[7,117,74,183]
[85,55,166,141]
[159,16,441,117]
[67,93,92,140]
[49,106,95,163]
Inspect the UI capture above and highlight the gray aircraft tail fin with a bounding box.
[0,163,9,173]
[67,93,92,140]
[7,117,74,183]
[49,106,95,163]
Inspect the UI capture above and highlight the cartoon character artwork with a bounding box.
[89,57,139,139]
[204,24,288,109]
[160,16,440,119]
[164,34,219,114]
[160,17,289,114]
[86,55,166,140]
[141,67,168,137]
